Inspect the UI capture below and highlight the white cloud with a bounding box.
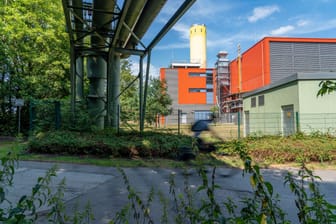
[297,19,309,27]
[187,0,233,18]
[270,25,295,35]
[172,23,190,40]
[248,5,280,23]
[156,42,189,50]
[131,62,160,78]
[269,18,336,37]
[297,18,336,34]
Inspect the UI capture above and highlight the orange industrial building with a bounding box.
[160,64,216,124]
[159,24,217,124]
[223,37,336,113]
[160,67,215,105]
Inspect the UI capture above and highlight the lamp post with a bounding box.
[15,98,24,134]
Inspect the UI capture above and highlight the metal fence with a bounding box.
[244,112,336,137]
[22,101,336,138]
[299,113,336,135]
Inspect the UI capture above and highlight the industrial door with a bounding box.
[282,105,295,136]
[181,113,187,124]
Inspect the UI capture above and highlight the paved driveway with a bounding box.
[5,161,336,223]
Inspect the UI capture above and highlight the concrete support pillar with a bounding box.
[87,55,106,129]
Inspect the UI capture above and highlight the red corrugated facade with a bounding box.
[229,37,336,94]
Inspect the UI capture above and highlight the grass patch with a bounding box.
[216,134,336,168]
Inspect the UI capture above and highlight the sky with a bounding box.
[131,0,336,77]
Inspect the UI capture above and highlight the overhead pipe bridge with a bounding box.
[62,0,196,130]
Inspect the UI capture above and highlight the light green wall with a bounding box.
[243,82,299,113]
[243,80,336,135]
[298,80,336,113]
[243,82,299,136]
[298,80,336,134]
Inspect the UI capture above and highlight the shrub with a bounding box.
[27,130,194,159]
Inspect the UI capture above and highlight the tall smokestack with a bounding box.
[189,24,207,68]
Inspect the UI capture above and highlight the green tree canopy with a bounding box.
[0,0,70,135]
[119,59,139,122]
[145,77,172,125]
[118,60,172,126]
[0,0,70,100]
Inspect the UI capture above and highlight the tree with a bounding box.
[318,80,336,96]
[119,59,139,122]
[0,0,70,100]
[118,60,172,126]
[0,0,70,134]
[145,77,172,126]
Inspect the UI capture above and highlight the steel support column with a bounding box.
[75,56,84,100]
[140,50,151,133]
[70,46,76,122]
[139,56,144,132]
[107,51,120,128]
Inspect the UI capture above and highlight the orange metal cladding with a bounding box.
[160,67,216,104]
[180,68,216,104]
[230,37,336,94]
[230,38,270,94]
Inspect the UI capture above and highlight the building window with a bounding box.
[194,111,212,121]
[258,95,264,106]
[189,88,206,93]
[206,73,213,84]
[251,97,256,107]
[189,72,206,77]
[206,92,213,104]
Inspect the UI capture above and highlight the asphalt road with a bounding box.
[5,161,336,223]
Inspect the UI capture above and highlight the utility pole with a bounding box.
[238,44,242,94]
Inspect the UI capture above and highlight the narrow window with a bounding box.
[189,88,206,93]
[258,95,264,106]
[251,97,256,107]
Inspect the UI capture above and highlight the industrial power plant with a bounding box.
[160,23,336,136]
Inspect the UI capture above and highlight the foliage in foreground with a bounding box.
[0,153,93,223]
[1,140,336,223]
[111,141,336,224]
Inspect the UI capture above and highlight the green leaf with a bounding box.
[264,182,273,196]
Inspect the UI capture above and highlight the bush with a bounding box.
[27,130,194,159]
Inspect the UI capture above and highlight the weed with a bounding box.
[110,140,336,224]
[0,150,93,223]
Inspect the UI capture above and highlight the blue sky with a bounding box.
[131,0,336,76]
